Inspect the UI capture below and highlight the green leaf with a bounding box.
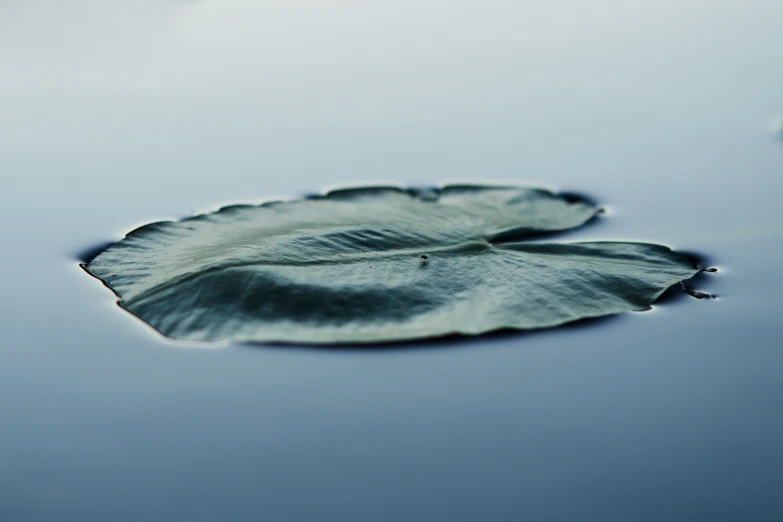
[84,185,700,344]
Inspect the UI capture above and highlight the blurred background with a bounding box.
[1,1,782,520]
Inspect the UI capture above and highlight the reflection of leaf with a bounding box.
[84,185,699,344]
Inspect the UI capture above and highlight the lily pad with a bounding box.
[84,185,701,344]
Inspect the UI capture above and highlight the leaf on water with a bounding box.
[84,185,701,344]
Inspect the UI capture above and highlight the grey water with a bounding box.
[2,1,783,520]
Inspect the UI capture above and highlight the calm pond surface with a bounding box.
[2,1,783,520]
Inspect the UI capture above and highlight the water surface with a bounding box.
[1,1,782,520]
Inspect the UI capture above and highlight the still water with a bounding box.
[1,1,782,520]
